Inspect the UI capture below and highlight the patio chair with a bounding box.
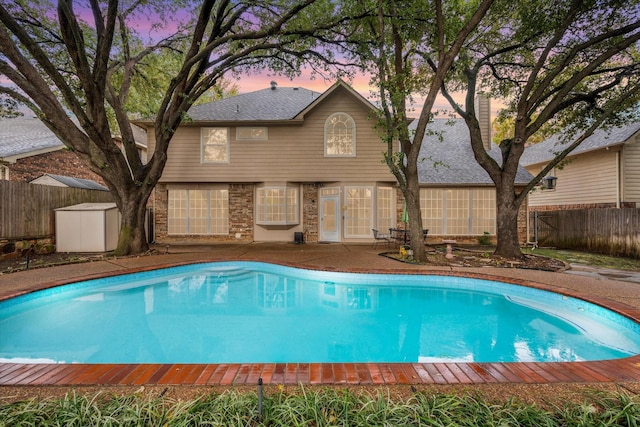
[372,229,390,248]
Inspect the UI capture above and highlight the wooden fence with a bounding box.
[530,208,640,258]
[0,180,113,240]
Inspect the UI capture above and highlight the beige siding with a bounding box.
[528,150,619,207]
[155,87,394,183]
[623,135,640,203]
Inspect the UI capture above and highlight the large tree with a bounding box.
[0,0,346,255]
[343,0,494,262]
[440,0,640,259]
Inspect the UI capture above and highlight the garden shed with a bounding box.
[55,203,120,252]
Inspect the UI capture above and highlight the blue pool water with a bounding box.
[1,261,640,364]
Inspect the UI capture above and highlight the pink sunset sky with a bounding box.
[118,6,499,121]
[19,3,501,122]
[232,71,485,120]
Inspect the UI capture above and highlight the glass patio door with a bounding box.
[319,190,340,242]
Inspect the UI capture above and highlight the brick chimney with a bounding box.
[474,94,491,150]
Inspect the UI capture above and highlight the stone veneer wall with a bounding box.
[517,201,528,244]
[228,184,254,241]
[302,183,319,242]
[153,184,169,241]
[0,238,55,261]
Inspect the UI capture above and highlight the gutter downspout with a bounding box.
[616,151,621,209]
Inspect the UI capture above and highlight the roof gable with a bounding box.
[185,80,376,123]
[294,80,376,119]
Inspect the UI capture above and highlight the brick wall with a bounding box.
[8,149,105,184]
[530,202,637,212]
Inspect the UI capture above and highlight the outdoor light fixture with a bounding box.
[542,176,557,190]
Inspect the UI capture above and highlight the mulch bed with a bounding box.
[382,245,567,272]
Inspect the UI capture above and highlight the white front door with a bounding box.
[319,194,340,242]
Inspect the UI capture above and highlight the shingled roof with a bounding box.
[415,119,533,185]
[520,122,640,166]
[0,116,65,160]
[0,115,147,162]
[187,83,322,122]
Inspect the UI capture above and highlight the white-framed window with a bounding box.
[470,189,496,234]
[420,188,495,235]
[0,165,8,180]
[345,186,372,237]
[446,189,470,235]
[376,187,394,232]
[256,185,299,225]
[236,127,268,141]
[421,189,444,234]
[201,127,229,163]
[168,188,229,235]
[324,113,356,156]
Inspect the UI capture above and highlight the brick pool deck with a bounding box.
[2,243,640,388]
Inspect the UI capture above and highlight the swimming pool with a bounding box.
[1,261,639,364]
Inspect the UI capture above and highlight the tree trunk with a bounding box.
[493,183,524,259]
[112,186,152,256]
[404,173,427,263]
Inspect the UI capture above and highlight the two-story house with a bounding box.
[143,80,532,244]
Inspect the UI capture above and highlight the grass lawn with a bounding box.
[522,248,639,271]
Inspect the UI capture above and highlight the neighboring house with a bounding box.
[0,116,96,183]
[0,115,147,184]
[30,173,109,191]
[520,122,640,211]
[140,80,533,244]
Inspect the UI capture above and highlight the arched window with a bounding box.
[324,113,355,156]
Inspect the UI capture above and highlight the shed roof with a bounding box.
[31,173,109,191]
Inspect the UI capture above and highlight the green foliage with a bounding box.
[0,94,22,118]
[3,387,640,426]
[477,231,492,245]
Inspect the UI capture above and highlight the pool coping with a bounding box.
[3,259,640,387]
